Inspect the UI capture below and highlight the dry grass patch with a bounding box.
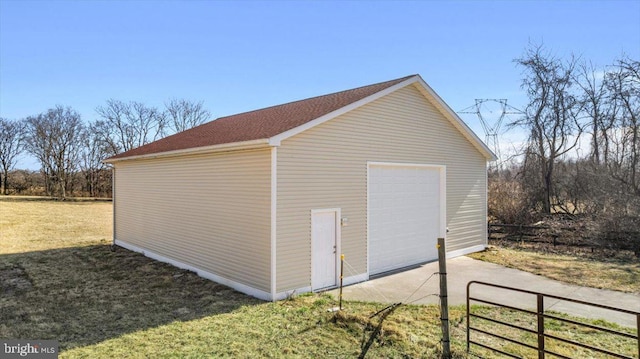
[468,245,640,294]
[0,197,112,253]
[0,244,257,351]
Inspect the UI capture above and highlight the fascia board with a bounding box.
[103,139,271,164]
[414,78,498,161]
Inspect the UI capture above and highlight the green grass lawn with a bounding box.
[1,197,637,358]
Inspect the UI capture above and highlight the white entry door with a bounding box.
[311,209,339,290]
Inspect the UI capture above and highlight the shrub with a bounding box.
[488,170,537,224]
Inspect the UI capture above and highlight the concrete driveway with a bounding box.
[329,256,640,327]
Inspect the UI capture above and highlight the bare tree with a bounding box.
[576,61,611,164]
[490,49,639,251]
[25,106,85,199]
[95,99,166,155]
[604,55,640,195]
[80,122,112,197]
[0,118,27,194]
[512,44,583,214]
[164,98,211,133]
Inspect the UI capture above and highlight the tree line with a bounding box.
[492,44,638,247]
[1,42,638,232]
[0,99,210,198]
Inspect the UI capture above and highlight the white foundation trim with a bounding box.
[446,244,486,259]
[272,286,312,301]
[272,273,368,300]
[114,239,273,301]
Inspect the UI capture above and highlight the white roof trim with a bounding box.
[413,77,497,160]
[103,138,271,164]
[268,76,420,146]
[268,75,496,161]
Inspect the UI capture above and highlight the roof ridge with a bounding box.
[215,74,418,120]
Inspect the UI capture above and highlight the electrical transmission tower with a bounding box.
[458,99,523,167]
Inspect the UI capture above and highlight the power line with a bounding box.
[458,99,523,167]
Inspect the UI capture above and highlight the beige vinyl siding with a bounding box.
[114,148,272,292]
[276,84,487,292]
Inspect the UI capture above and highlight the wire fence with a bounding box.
[339,256,448,358]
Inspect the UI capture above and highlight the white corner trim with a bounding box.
[268,76,420,146]
[111,167,116,246]
[270,147,278,301]
[484,165,489,247]
[413,78,497,161]
[446,244,486,259]
[103,139,271,164]
[114,239,273,301]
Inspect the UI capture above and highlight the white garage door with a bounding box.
[368,163,442,275]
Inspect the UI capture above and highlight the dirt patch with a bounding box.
[489,214,640,257]
[0,264,33,295]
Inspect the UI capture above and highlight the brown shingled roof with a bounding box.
[107,75,417,160]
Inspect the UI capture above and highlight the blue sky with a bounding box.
[1,0,639,168]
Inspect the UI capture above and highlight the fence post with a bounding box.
[438,237,451,359]
[466,282,471,354]
[537,294,545,359]
[339,254,344,311]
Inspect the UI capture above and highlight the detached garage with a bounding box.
[105,74,496,300]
